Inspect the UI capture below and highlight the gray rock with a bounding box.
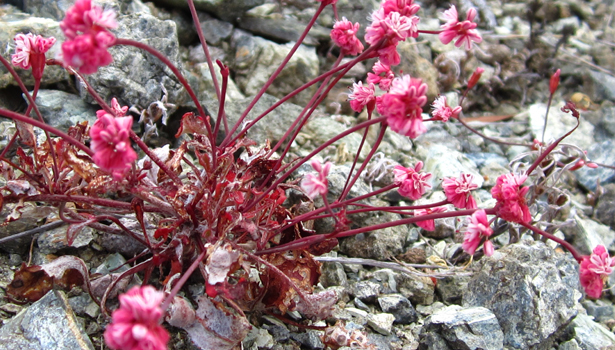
[80,13,187,110]
[575,140,615,191]
[563,214,615,255]
[0,10,68,89]
[0,203,55,254]
[377,294,418,324]
[564,313,615,350]
[350,280,382,303]
[321,261,348,288]
[395,272,436,306]
[289,329,324,349]
[366,313,395,335]
[198,15,234,46]
[558,339,582,350]
[466,152,509,169]
[100,232,146,257]
[27,90,98,131]
[419,305,504,350]
[231,29,319,106]
[421,144,483,190]
[338,211,407,260]
[581,299,615,323]
[528,102,595,151]
[152,0,265,22]
[238,13,329,46]
[436,275,471,305]
[0,290,94,349]
[303,117,372,160]
[597,106,615,140]
[37,223,95,254]
[586,70,615,103]
[94,253,130,274]
[595,183,615,231]
[462,241,580,349]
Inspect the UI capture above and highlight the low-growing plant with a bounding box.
[1,0,613,349]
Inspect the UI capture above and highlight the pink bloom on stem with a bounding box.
[365,10,419,66]
[12,33,56,80]
[367,60,394,91]
[491,173,531,224]
[90,112,137,179]
[414,207,446,231]
[579,245,615,299]
[462,209,494,255]
[60,0,117,74]
[439,6,482,50]
[104,286,169,350]
[549,69,561,95]
[467,67,484,89]
[378,75,428,138]
[301,159,332,199]
[393,161,432,200]
[96,97,128,118]
[431,95,462,122]
[382,0,421,17]
[331,18,364,56]
[348,81,376,113]
[442,173,478,209]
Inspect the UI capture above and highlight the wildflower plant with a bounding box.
[1,0,614,349]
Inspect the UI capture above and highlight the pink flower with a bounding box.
[393,161,432,200]
[96,98,129,118]
[579,245,615,299]
[439,6,482,50]
[467,67,484,89]
[60,0,117,74]
[491,173,531,224]
[462,209,494,255]
[90,112,137,179]
[11,33,56,80]
[104,286,169,350]
[365,10,419,66]
[382,0,420,17]
[301,159,332,199]
[414,207,446,231]
[60,0,117,39]
[348,81,376,113]
[367,60,394,91]
[331,18,364,56]
[378,75,428,138]
[431,95,462,122]
[442,173,478,209]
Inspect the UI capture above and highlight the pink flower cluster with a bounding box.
[11,33,56,80]
[348,81,376,113]
[331,18,364,56]
[365,0,420,66]
[90,100,137,179]
[104,286,169,350]
[301,159,332,199]
[378,74,428,138]
[367,60,394,91]
[442,173,478,209]
[431,95,462,122]
[393,161,431,200]
[462,209,494,256]
[491,173,531,224]
[439,5,482,50]
[579,245,615,299]
[60,0,117,74]
[414,207,446,231]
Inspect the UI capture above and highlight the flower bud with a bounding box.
[549,69,561,95]
[467,67,484,89]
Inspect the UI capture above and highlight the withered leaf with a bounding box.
[7,263,53,303]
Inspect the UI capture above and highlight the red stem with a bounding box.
[520,222,582,262]
[187,0,220,101]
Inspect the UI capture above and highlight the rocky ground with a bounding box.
[1,0,615,349]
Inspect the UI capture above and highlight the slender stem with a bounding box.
[0,108,93,156]
[243,117,387,212]
[0,220,66,244]
[187,0,220,101]
[339,123,386,201]
[541,94,554,142]
[520,222,581,262]
[457,117,531,147]
[525,116,580,175]
[160,249,207,312]
[129,131,182,185]
[20,194,171,213]
[220,2,327,147]
[113,38,214,143]
[308,199,451,220]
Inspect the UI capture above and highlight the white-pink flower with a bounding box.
[580,245,615,299]
[11,33,56,80]
[331,18,364,56]
[301,159,332,199]
[393,161,432,200]
[439,5,482,50]
[348,81,376,113]
[431,95,462,122]
[90,112,137,180]
[414,207,446,231]
[378,75,428,138]
[442,173,478,209]
[367,60,394,91]
[104,286,169,350]
[462,209,493,256]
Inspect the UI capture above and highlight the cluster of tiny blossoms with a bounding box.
[4,0,615,349]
